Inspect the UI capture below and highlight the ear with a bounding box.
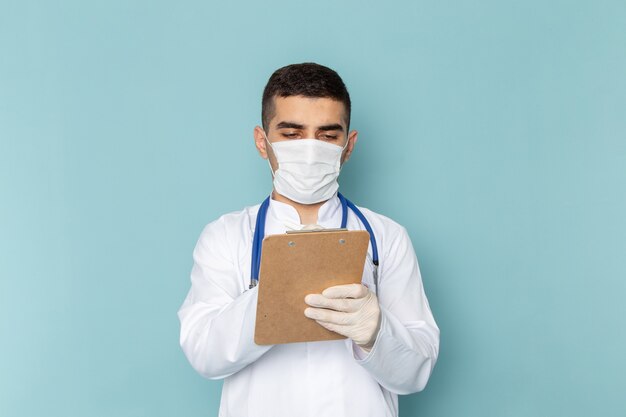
[253,126,269,159]
[341,130,358,164]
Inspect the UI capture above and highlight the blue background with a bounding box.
[1,1,625,416]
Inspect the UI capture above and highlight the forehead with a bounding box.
[270,95,347,127]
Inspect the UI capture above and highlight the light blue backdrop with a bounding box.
[1,1,625,416]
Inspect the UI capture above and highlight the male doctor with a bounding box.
[178,62,439,417]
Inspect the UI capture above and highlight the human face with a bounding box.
[254,95,358,172]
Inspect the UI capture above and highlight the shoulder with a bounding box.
[353,204,408,239]
[351,203,413,259]
[199,203,260,236]
[352,204,420,281]
[194,202,261,258]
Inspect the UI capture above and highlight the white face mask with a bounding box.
[264,132,349,205]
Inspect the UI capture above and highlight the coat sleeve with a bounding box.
[347,225,440,395]
[177,220,273,380]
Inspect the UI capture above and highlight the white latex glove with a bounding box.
[304,283,381,349]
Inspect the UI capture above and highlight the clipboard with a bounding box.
[254,229,370,345]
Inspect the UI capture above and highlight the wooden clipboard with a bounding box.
[254,229,370,345]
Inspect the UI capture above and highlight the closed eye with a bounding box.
[320,133,341,142]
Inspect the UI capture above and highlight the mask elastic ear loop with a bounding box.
[338,132,351,171]
[263,131,276,177]
[341,133,350,151]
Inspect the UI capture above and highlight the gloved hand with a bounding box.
[304,283,381,349]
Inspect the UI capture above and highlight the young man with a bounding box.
[178,63,439,417]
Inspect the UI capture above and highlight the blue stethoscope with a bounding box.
[249,192,379,290]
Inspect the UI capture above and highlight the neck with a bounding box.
[271,190,326,225]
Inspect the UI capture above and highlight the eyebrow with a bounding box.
[276,121,304,130]
[318,123,344,132]
[275,121,345,132]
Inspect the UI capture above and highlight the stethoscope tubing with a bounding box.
[249,193,379,289]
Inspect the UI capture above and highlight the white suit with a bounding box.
[177,193,439,417]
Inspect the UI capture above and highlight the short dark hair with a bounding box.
[261,62,351,131]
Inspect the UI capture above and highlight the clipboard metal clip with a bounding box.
[285,227,348,234]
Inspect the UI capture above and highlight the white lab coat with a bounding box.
[177,193,439,417]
